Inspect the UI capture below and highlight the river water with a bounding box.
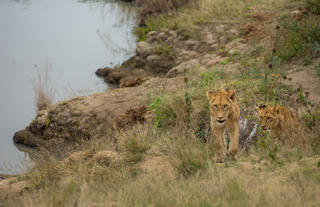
[0,0,137,174]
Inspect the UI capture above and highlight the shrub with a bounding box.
[305,0,320,14]
[118,126,152,164]
[275,16,320,61]
[168,138,213,177]
[149,93,191,129]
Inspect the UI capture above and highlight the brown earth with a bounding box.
[285,61,320,105]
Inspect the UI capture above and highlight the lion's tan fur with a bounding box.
[206,89,240,161]
[257,105,308,147]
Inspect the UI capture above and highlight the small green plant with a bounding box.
[198,69,226,88]
[256,130,281,163]
[172,139,212,177]
[314,62,320,76]
[45,118,50,129]
[24,134,28,143]
[276,16,320,61]
[118,127,152,164]
[150,97,176,128]
[305,0,320,14]
[302,111,320,129]
[122,135,150,155]
[198,71,216,88]
[135,25,154,42]
[153,43,175,59]
[297,88,310,105]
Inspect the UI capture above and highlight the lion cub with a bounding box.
[206,89,240,161]
[256,104,307,147]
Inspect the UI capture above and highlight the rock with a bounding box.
[134,56,147,67]
[168,30,178,38]
[164,36,176,45]
[146,31,158,42]
[200,54,223,68]
[176,50,199,64]
[106,71,126,84]
[136,41,153,57]
[29,110,49,135]
[158,32,169,42]
[215,25,226,33]
[167,59,200,77]
[147,55,172,69]
[228,29,239,36]
[14,75,186,156]
[119,76,149,88]
[13,130,45,147]
[185,40,201,50]
[0,174,12,180]
[291,10,303,21]
[95,67,113,77]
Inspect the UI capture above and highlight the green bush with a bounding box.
[306,0,320,14]
[276,16,320,61]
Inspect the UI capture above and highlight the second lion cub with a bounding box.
[256,104,308,147]
[206,89,240,161]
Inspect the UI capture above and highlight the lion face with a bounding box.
[256,105,281,130]
[206,89,236,127]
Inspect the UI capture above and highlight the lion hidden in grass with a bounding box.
[206,89,240,162]
[256,104,308,147]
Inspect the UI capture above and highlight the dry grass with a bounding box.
[1,123,320,206]
[32,61,54,111]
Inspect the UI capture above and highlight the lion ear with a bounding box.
[206,90,215,100]
[273,105,280,114]
[256,104,266,112]
[227,90,236,102]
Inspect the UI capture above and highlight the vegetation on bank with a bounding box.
[1,0,320,206]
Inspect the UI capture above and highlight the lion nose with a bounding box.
[218,116,223,120]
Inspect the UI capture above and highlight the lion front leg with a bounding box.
[212,127,227,162]
[228,123,239,158]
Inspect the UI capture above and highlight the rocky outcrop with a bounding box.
[14,77,185,151]
[95,67,113,77]
[13,130,45,148]
[119,76,149,88]
[95,29,220,87]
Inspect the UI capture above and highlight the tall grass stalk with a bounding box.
[33,60,54,111]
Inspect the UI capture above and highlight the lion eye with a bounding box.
[223,105,228,109]
[213,104,218,109]
[267,117,271,120]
